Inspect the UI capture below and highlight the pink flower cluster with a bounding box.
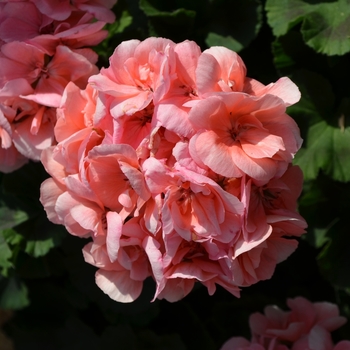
[40,37,307,302]
[0,0,117,172]
[221,296,350,350]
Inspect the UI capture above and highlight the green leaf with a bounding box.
[110,10,133,35]
[313,227,331,249]
[286,70,335,147]
[205,0,262,52]
[265,0,313,36]
[301,0,350,56]
[139,0,196,40]
[23,215,66,258]
[2,228,24,246]
[271,30,332,80]
[304,218,338,249]
[287,69,335,121]
[266,0,350,55]
[0,276,29,309]
[272,37,296,71]
[0,206,28,231]
[139,0,196,20]
[205,33,243,52]
[294,120,350,182]
[139,0,163,16]
[0,234,13,275]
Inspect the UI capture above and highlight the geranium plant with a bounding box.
[1,1,350,349]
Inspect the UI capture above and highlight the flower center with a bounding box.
[132,102,154,126]
[176,181,192,214]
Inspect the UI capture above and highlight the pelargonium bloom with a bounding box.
[83,216,163,303]
[30,0,117,22]
[85,143,150,220]
[221,297,348,350]
[188,93,302,183]
[0,2,109,55]
[153,40,202,138]
[196,46,300,107]
[89,37,176,121]
[0,0,117,172]
[143,157,244,242]
[250,296,347,343]
[39,37,306,303]
[221,336,287,350]
[0,78,55,163]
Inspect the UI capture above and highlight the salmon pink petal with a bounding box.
[118,192,133,209]
[188,95,228,130]
[233,226,272,258]
[0,2,45,43]
[87,160,130,211]
[0,78,34,98]
[143,197,161,234]
[55,82,94,142]
[89,75,135,96]
[245,77,301,107]
[34,0,72,21]
[40,178,66,225]
[220,337,258,350]
[192,131,242,178]
[306,325,333,350]
[174,40,201,87]
[86,144,146,213]
[0,110,12,148]
[313,302,347,331]
[0,146,28,173]
[106,211,123,263]
[266,235,299,264]
[120,161,150,201]
[173,140,207,175]
[12,111,55,160]
[143,156,175,194]
[155,278,195,302]
[95,269,143,303]
[196,46,246,94]
[167,261,218,281]
[143,236,164,286]
[240,129,285,158]
[106,39,141,83]
[154,40,201,137]
[0,42,45,87]
[110,90,152,118]
[77,2,116,23]
[230,146,277,182]
[154,102,194,138]
[55,192,100,237]
[70,203,103,233]
[334,341,350,350]
[41,146,66,184]
[23,45,98,107]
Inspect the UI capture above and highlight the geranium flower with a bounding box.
[83,216,163,303]
[188,93,302,183]
[196,46,300,107]
[89,37,176,119]
[38,37,307,303]
[30,0,117,22]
